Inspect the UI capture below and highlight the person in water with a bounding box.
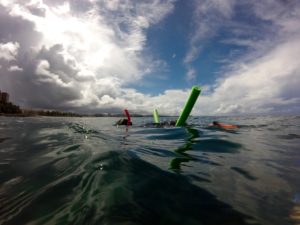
[210,121,238,129]
[115,118,132,126]
[146,120,177,127]
[115,109,133,126]
[156,120,176,126]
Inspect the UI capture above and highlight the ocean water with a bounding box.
[0,116,299,225]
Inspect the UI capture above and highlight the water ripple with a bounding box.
[0,116,299,225]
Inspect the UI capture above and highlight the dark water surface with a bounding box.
[0,116,299,225]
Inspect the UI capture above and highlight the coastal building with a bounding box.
[0,90,9,103]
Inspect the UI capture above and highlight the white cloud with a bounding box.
[183,0,236,80]
[176,0,300,115]
[186,67,196,81]
[35,60,70,87]
[0,0,299,116]
[195,34,300,115]
[7,65,23,72]
[115,88,191,116]
[0,0,176,112]
[184,0,236,64]
[220,38,261,48]
[0,42,20,61]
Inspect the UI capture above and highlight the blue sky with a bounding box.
[0,0,299,115]
[138,0,271,93]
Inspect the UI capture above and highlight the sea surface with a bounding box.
[0,116,299,225]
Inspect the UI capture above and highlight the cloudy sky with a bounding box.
[0,0,299,115]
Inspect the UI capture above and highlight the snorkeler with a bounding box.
[149,120,177,127]
[210,121,238,129]
[115,109,132,126]
[115,118,132,126]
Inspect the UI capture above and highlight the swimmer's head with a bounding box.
[213,121,220,126]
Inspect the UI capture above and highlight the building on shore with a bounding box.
[0,90,21,114]
[0,90,10,103]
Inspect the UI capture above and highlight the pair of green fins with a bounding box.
[153,86,201,126]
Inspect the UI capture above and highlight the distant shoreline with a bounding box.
[0,108,152,117]
[1,113,298,118]
[0,113,162,118]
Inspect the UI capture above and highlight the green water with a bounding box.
[0,116,299,225]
